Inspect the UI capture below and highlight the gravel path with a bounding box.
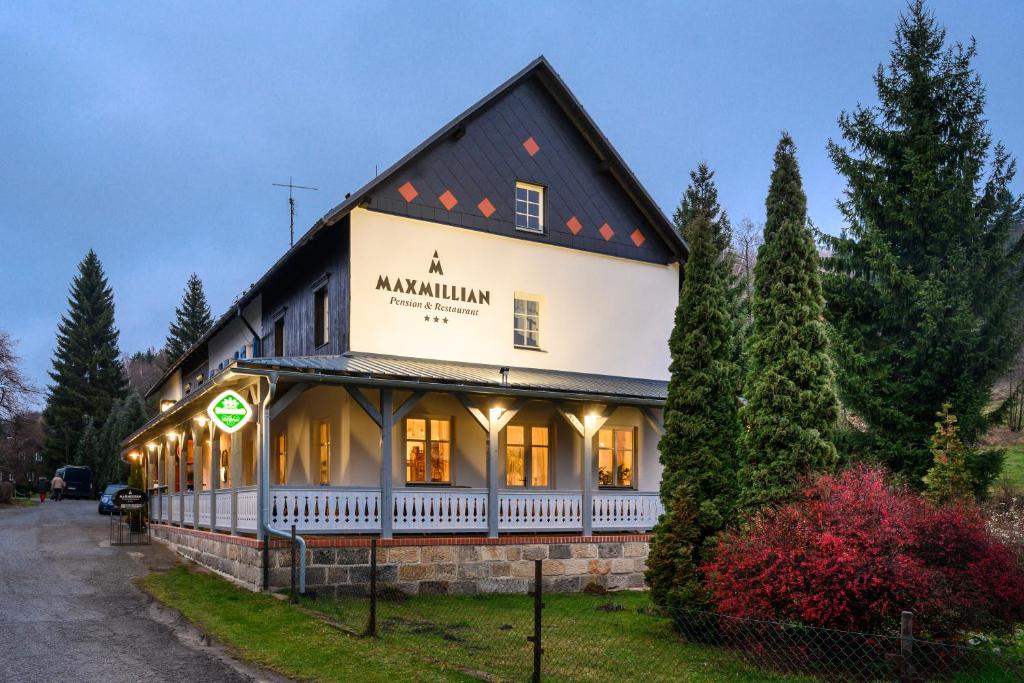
[0,499,286,682]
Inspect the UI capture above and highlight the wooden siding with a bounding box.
[368,75,675,264]
[260,217,349,357]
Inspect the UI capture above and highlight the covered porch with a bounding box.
[131,354,666,539]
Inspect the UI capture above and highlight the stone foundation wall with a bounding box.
[152,524,650,596]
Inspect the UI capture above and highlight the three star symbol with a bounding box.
[423,315,449,324]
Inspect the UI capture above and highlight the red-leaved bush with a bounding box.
[703,466,1024,638]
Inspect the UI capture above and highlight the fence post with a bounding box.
[900,610,914,682]
[527,558,544,683]
[290,524,297,603]
[368,538,378,637]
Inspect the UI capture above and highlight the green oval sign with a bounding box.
[207,390,251,433]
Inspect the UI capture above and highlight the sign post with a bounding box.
[109,487,150,545]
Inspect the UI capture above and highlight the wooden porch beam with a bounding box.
[269,383,311,421]
[555,403,585,437]
[345,386,382,427]
[493,398,530,432]
[456,394,490,432]
[393,391,426,423]
[641,406,664,437]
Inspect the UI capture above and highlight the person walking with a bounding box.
[50,473,65,502]
[36,477,49,503]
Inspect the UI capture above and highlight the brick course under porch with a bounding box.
[151,523,651,595]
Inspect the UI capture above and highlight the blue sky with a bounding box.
[1,1,1022,393]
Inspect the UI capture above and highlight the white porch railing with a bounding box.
[593,491,663,530]
[214,489,232,530]
[271,487,382,533]
[182,492,194,525]
[197,491,211,527]
[498,491,583,531]
[168,493,177,522]
[236,487,258,533]
[393,488,488,532]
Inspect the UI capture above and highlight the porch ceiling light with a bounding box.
[488,407,503,420]
[146,442,156,450]
[584,413,599,428]
[165,431,178,441]
[195,416,208,427]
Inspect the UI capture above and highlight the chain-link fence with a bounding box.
[286,541,1024,682]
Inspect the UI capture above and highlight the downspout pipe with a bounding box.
[236,304,261,358]
[258,372,307,594]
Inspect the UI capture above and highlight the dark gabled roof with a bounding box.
[237,352,668,403]
[148,56,684,397]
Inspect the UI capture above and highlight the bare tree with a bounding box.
[0,330,36,423]
[732,217,763,323]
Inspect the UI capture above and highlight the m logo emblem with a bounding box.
[428,250,444,276]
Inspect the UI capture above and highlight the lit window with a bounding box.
[506,425,550,488]
[405,417,451,484]
[515,182,544,233]
[314,286,329,348]
[318,421,330,485]
[514,295,541,349]
[219,449,229,485]
[276,432,287,484]
[598,428,634,488]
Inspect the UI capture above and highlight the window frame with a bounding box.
[504,422,553,489]
[317,419,331,485]
[403,415,454,485]
[596,425,637,489]
[513,293,543,350]
[313,284,329,349]
[514,181,545,234]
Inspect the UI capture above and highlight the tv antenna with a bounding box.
[272,177,318,246]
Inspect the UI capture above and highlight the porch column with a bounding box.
[192,422,202,531]
[209,422,218,531]
[346,386,425,540]
[178,428,187,527]
[380,390,394,539]
[557,403,615,536]
[230,430,242,535]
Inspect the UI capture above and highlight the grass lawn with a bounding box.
[141,566,801,682]
[996,444,1024,488]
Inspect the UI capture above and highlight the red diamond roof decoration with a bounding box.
[477,197,495,218]
[439,190,458,211]
[599,223,615,241]
[630,229,646,247]
[522,136,540,157]
[566,215,582,235]
[398,181,418,203]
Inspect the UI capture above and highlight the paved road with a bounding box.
[0,499,279,682]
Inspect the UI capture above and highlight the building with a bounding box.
[122,57,687,594]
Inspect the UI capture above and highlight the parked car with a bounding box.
[98,483,128,515]
[56,465,94,499]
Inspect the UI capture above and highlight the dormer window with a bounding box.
[515,182,544,233]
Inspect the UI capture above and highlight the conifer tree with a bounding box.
[737,134,838,512]
[823,1,1024,480]
[673,162,744,390]
[43,250,127,468]
[165,273,213,362]
[647,214,739,608]
[98,392,149,487]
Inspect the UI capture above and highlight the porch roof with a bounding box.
[235,353,668,403]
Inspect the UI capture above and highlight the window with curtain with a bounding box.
[405,417,451,484]
[597,427,634,487]
[505,424,550,487]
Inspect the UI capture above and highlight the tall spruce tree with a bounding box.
[43,250,127,468]
[165,273,213,362]
[737,134,839,512]
[823,1,1024,481]
[97,391,149,488]
[673,162,744,390]
[647,214,739,608]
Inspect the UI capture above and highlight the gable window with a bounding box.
[505,424,550,488]
[276,432,287,484]
[515,182,544,233]
[273,318,285,357]
[513,294,541,349]
[314,285,329,348]
[405,417,451,484]
[598,427,635,488]
[317,420,330,485]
